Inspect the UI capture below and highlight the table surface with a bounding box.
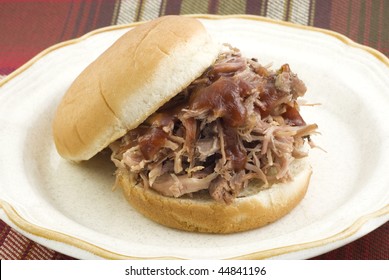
[0,0,388,260]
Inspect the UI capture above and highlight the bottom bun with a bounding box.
[118,158,312,233]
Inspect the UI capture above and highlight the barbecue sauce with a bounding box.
[282,104,306,126]
[138,127,168,160]
[189,77,248,171]
[189,77,247,127]
[138,109,178,160]
[258,79,284,117]
[223,126,247,171]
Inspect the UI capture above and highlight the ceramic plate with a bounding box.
[1,15,388,259]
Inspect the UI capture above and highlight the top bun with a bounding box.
[52,16,220,161]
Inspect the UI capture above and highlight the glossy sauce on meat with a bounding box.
[139,110,179,159]
[258,79,285,117]
[188,77,248,170]
[282,104,306,126]
[189,77,247,127]
[138,127,168,160]
[145,112,174,127]
[223,126,247,171]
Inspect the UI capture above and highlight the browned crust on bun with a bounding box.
[119,158,312,233]
[52,16,220,161]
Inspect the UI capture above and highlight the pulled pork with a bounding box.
[110,47,318,204]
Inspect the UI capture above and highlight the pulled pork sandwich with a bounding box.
[53,16,318,233]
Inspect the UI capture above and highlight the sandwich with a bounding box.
[52,16,318,233]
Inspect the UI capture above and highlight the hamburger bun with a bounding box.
[118,157,311,233]
[53,16,316,234]
[52,16,220,161]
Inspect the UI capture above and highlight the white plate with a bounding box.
[0,15,388,260]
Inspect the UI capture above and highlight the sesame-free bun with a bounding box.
[119,158,312,233]
[52,16,220,161]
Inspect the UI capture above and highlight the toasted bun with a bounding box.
[52,16,220,161]
[119,158,312,233]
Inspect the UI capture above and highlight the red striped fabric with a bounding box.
[313,222,389,260]
[1,0,388,75]
[0,0,116,75]
[0,219,387,260]
[0,220,75,260]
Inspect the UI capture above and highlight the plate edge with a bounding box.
[0,14,388,260]
[1,199,388,259]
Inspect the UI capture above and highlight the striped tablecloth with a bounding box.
[0,0,388,259]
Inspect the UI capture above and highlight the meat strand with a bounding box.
[111,47,317,203]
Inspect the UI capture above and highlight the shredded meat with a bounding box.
[111,46,318,204]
